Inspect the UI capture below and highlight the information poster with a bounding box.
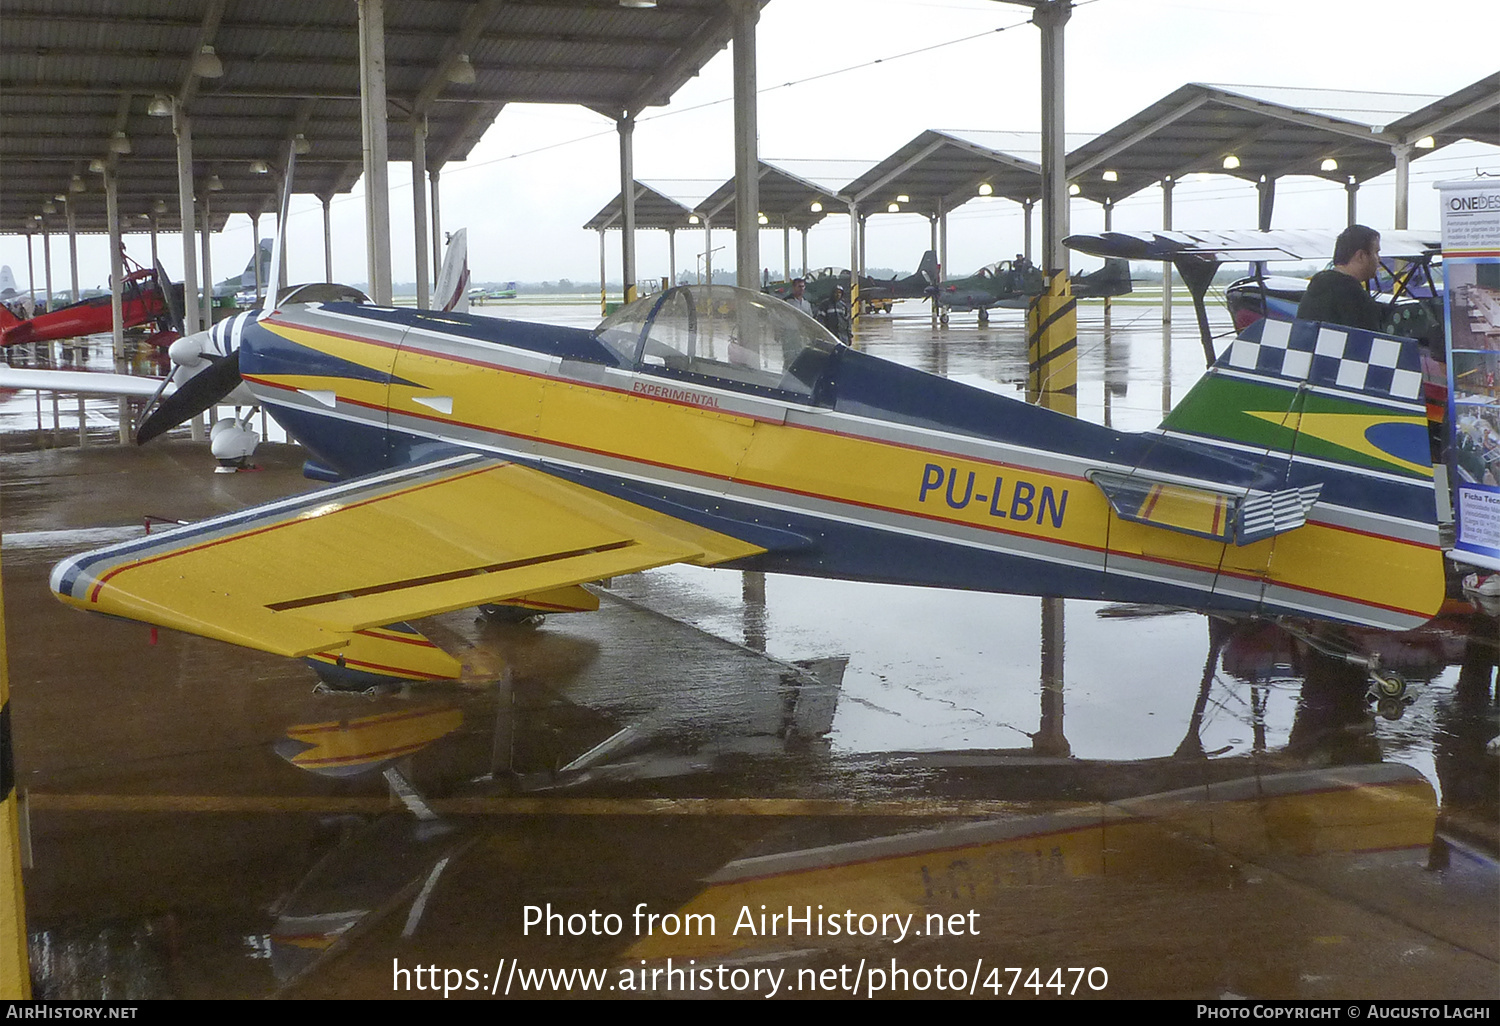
[1438,181,1500,572]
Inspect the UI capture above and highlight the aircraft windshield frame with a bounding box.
[595,285,841,403]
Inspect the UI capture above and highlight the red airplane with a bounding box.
[0,257,175,348]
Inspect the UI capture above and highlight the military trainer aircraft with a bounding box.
[765,251,940,314]
[50,278,1443,698]
[935,257,1132,324]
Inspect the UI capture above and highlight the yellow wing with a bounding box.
[51,454,763,660]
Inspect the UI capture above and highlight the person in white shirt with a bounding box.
[784,277,814,316]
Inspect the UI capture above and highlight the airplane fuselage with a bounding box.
[216,300,1443,632]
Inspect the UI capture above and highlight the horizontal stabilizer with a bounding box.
[1090,470,1322,547]
[1235,484,1322,546]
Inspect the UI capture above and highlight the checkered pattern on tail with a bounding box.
[1235,484,1323,545]
[1225,318,1422,401]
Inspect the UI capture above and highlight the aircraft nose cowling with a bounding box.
[167,332,211,371]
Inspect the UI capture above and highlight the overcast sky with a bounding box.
[4,0,1497,294]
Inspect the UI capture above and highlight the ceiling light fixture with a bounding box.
[192,44,224,79]
[108,131,131,154]
[148,95,173,117]
[1320,158,1338,171]
[447,53,476,85]
[977,182,993,196]
[809,201,822,213]
[1222,154,1241,170]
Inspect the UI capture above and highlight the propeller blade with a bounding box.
[136,349,241,445]
[155,261,184,334]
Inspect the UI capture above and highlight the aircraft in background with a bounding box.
[765,251,940,314]
[1064,229,1444,365]
[0,266,22,304]
[470,283,517,303]
[934,258,1132,324]
[0,256,175,348]
[52,281,1443,712]
[215,238,273,302]
[2,232,470,472]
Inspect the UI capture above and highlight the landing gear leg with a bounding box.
[1276,620,1417,721]
[1367,668,1415,720]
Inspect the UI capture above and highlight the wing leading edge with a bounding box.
[50,453,764,662]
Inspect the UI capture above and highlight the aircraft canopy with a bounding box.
[596,285,840,401]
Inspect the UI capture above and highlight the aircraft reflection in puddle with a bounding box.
[269,706,471,986]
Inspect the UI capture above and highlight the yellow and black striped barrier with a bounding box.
[1026,269,1077,416]
[849,278,859,343]
[0,532,31,998]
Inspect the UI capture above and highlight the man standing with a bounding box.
[821,285,852,344]
[1296,225,1384,331]
[784,276,814,317]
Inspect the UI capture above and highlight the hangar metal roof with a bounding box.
[1386,70,1500,150]
[1,0,755,235]
[839,130,1083,218]
[1063,82,1483,206]
[692,160,841,230]
[582,181,695,231]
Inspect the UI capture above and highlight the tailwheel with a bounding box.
[1365,669,1415,720]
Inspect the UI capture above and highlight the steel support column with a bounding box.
[1021,197,1034,263]
[1393,143,1411,229]
[847,202,860,337]
[250,213,265,298]
[24,234,34,310]
[358,0,393,305]
[41,218,53,311]
[668,229,677,285]
[599,229,607,314]
[412,118,430,308]
[618,115,637,304]
[800,228,808,276]
[930,213,940,328]
[703,219,712,284]
[1161,177,1174,329]
[65,197,79,310]
[105,171,130,443]
[1256,175,1275,231]
[173,103,200,334]
[782,220,791,281]
[322,198,333,283]
[730,0,759,288]
[1034,1,1070,273]
[430,169,443,279]
[199,194,213,327]
[1346,178,1358,227]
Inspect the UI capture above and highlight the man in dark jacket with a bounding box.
[1296,224,1383,331]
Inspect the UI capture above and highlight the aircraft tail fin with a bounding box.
[434,228,469,313]
[1159,318,1431,480]
[0,266,17,297]
[916,249,940,286]
[1075,258,1131,298]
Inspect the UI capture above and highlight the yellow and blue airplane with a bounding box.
[49,282,1445,691]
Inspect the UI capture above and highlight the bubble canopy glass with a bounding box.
[595,285,841,401]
